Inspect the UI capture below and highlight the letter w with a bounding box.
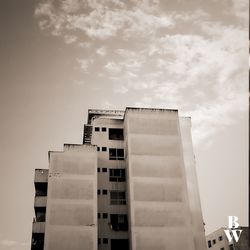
[224,230,243,243]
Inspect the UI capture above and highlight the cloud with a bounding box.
[96,47,107,56]
[230,0,248,23]
[35,0,174,41]
[64,34,77,44]
[34,0,248,145]
[77,58,93,72]
[78,42,91,49]
[113,85,129,94]
[104,61,122,73]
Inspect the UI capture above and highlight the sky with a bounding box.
[0,0,248,249]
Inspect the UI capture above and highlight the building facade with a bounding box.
[206,227,249,250]
[31,107,207,250]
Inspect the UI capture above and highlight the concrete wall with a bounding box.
[44,144,97,250]
[124,108,203,250]
[179,117,207,250]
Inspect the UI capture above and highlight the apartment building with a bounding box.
[31,107,207,250]
[206,227,249,250]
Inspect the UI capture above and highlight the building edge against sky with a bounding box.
[31,107,207,250]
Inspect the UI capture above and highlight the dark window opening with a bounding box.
[35,208,46,222]
[109,148,124,160]
[229,245,234,250]
[102,127,106,132]
[97,147,100,151]
[219,236,223,241]
[102,168,107,172]
[111,239,129,250]
[220,248,225,250]
[97,168,100,172]
[109,169,125,182]
[102,189,108,195]
[110,191,126,205]
[98,238,101,245]
[35,183,47,197]
[103,213,108,219]
[95,127,100,132]
[31,233,44,250]
[109,128,124,140]
[98,213,101,219]
[103,238,108,244]
[97,190,100,195]
[110,214,128,231]
[208,240,212,248]
[102,147,107,151]
[213,239,216,244]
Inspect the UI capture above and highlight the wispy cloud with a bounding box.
[96,47,107,56]
[34,0,248,145]
[105,61,122,73]
[35,0,174,41]
[77,58,93,73]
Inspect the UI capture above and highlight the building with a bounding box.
[206,227,249,250]
[31,107,207,250]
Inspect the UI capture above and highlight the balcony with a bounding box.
[34,196,47,208]
[35,169,48,183]
[32,222,45,233]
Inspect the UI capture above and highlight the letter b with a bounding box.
[228,216,239,229]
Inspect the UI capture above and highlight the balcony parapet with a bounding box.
[35,169,48,183]
[32,222,45,233]
[34,196,47,207]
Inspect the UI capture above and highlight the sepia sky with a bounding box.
[0,0,248,249]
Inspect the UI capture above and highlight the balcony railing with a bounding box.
[32,222,45,233]
[34,196,47,207]
[35,169,48,183]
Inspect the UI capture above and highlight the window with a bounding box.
[102,189,108,195]
[102,168,107,172]
[97,147,100,151]
[35,183,48,196]
[208,240,212,248]
[36,209,46,222]
[219,236,223,241]
[95,127,100,132]
[213,239,216,244]
[220,248,225,250]
[98,238,101,245]
[32,233,44,249]
[103,213,108,219]
[229,245,234,250]
[109,128,124,140]
[102,147,107,152]
[97,168,100,172]
[102,127,106,132]
[103,238,108,244]
[110,214,128,231]
[110,191,126,205]
[109,169,125,182]
[97,190,100,195]
[109,148,125,160]
[111,239,129,250]
[98,213,101,219]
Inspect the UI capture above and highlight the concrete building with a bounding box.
[31,107,207,250]
[206,227,249,250]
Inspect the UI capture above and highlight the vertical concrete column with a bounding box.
[124,108,202,250]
